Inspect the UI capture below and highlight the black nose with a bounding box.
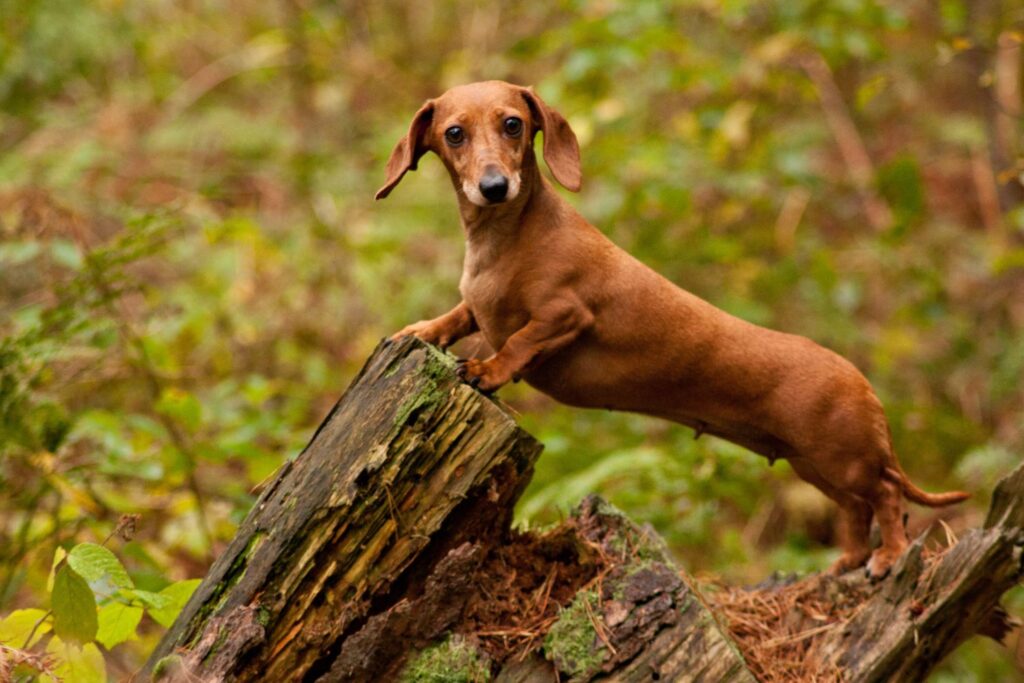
[479,173,509,203]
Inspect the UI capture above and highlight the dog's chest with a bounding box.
[459,261,528,349]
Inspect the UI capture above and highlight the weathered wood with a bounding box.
[561,497,755,682]
[707,463,1024,682]
[389,471,1024,681]
[144,335,1023,682]
[143,336,542,681]
[808,462,1024,682]
[474,469,1024,683]
[479,496,756,683]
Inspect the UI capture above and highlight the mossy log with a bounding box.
[144,337,1023,682]
[142,337,543,681]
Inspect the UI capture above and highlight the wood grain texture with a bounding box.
[143,336,542,681]
[572,497,756,683]
[809,462,1024,682]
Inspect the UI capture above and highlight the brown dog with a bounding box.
[378,80,968,578]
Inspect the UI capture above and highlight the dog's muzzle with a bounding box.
[479,170,509,203]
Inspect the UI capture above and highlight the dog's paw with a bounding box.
[389,321,450,348]
[865,550,897,582]
[828,557,864,577]
[455,358,509,393]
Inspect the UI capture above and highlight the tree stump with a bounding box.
[143,337,543,681]
[144,337,1024,682]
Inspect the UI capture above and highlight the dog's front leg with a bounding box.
[390,301,478,349]
[457,300,593,392]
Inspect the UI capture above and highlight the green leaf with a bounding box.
[156,387,203,432]
[877,156,923,220]
[0,608,51,648]
[0,240,41,265]
[52,565,98,645]
[148,579,201,628]
[49,239,84,270]
[48,547,67,592]
[43,637,106,683]
[67,542,133,589]
[96,602,143,649]
[131,588,172,610]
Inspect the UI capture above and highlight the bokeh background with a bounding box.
[1,1,1022,680]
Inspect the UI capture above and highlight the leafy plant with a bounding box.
[1,538,196,682]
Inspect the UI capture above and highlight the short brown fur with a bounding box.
[380,80,968,578]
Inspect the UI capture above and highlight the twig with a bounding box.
[533,566,557,618]
[583,594,617,657]
[938,519,959,547]
[162,39,290,120]
[798,51,893,232]
[383,484,403,534]
[994,31,1021,158]
[22,610,51,651]
[774,187,811,253]
[971,146,1004,235]
[761,622,838,649]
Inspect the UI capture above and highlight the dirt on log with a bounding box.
[143,337,1023,682]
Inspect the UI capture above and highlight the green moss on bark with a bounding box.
[151,654,182,681]
[543,589,608,679]
[187,530,267,645]
[400,634,491,683]
[392,346,458,432]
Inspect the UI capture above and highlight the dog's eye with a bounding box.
[503,117,523,137]
[444,126,465,146]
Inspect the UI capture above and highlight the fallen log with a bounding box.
[808,465,1024,682]
[707,488,1024,683]
[144,337,1023,682]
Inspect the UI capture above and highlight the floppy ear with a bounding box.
[375,100,435,200]
[520,87,581,192]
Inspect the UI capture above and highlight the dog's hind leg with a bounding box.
[833,499,873,574]
[788,455,874,574]
[864,477,907,579]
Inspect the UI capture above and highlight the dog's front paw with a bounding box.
[455,358,511,393]
[389,321,450,348]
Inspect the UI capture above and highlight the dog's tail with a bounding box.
[883,466,970,507]
[881,422,969,507]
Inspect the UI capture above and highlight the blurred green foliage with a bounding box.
[1,0,1022,680]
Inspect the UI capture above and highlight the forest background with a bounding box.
[1,1,1022,680]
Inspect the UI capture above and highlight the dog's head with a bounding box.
[375,80,581,204]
